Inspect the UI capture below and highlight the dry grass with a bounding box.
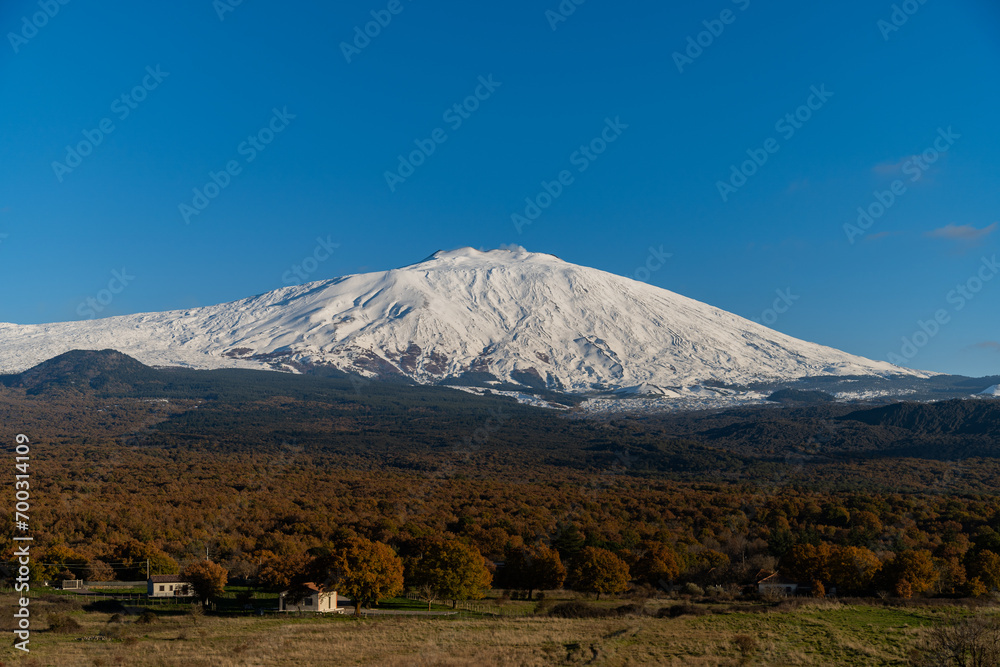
[0,594,976,666]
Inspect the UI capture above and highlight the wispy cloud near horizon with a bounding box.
[925,222,998,244]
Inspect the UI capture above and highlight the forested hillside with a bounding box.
[3,350,1000,600]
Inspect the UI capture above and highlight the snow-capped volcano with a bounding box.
[0,247,929,391]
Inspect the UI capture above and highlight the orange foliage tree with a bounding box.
[405,538,493,609]
[569,547,630,600]
[880,550,938,599]
[307,536,404,616]
[181,560,229,605]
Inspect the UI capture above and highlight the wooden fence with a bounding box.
[405,592,512,616]
[76,593,174,605]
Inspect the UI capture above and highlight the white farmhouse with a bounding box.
[147,575,194,598]
[279,582,342,613]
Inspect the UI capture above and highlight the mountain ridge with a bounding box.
[0,246,931,394]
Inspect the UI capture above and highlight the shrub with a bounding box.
[83,599,127,614]
[534,598,554,615]
[910,615,1000,666]
[733,634,759,658]
[107,613,124,624]
[614,603,645,617]
[46,613,82,634]
[188,604,204,623]
[682,582,705,597]
[548,601,612,619]
[136,610,158,625]
[658,604,709,618]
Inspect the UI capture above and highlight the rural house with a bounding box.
[756,571,800,596]
[279,582,342,613]
[147,575,194,598]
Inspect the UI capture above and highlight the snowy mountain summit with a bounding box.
[0,247,926,393]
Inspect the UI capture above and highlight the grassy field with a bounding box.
[0,591,987,666]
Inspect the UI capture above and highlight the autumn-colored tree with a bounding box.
[225,558,258,582]
[108,540,178,579]
[966,577,989,597]
[782,543,833,585]
[405,538,492,609]
[683,547,731,584]
[631,541,680,587]
[936,556,967,596]
[181,560,229,605]
[821,504,851,527]
[968,550,1000,591]
[307,536,404,616]
[569,547,630,600]
[84,559,115,582]
[42,544,85,566]
[851,510,883,535]
[501,544,566,600]
[880,550,938,599]
[256,550,312,591]
[827,546,881,595]
[39,544,86,581]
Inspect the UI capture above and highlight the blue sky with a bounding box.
[1,0,998,377]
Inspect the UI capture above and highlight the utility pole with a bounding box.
[146,558,150,579]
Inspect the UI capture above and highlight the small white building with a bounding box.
[756,571,799,596]
[280,582,342,613]
[148,575,194,598]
